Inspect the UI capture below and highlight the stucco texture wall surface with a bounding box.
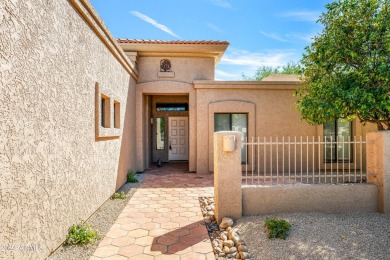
[137,56,214,83]
[194,82,377,173]
[242,184,378,215]
[0,0,136,259]
[194,85,316,173]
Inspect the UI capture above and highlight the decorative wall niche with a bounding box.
[158,59,175,78]
[95,82,121,140]
[114,101,120,129]
[101,94,111,128]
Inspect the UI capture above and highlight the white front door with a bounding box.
[169,117,188,161]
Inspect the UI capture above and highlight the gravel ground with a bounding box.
[235,212,390,260]
[48,173,145,260]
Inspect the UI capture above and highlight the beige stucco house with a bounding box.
[0,0,376,259]
[118,39,375,176]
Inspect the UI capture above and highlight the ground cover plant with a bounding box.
[63,222,100,246]
[111,191,126,199]
[127,170,138,183]
[264,217,292,240]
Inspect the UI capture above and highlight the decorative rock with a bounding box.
[229,247,237,254]
[238,245,248,252]
[228,231,240,244]
[235,241,245,248]
[210,223,219,231]
[199,197,249,260]
[207,211,215,216]
[239,252,251,259]
[220,217,234,229]
[223,240,235,248]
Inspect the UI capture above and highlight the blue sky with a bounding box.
[90,0,331,80]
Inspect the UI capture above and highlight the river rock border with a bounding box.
[199,197,251,259]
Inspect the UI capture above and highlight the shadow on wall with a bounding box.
[116,78,137,190]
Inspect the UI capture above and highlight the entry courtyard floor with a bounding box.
[91,163,215,260]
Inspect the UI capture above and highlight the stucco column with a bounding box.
[214,131,242,223]
[367,131,390,213]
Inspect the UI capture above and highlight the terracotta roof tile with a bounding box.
[117,39,229,45]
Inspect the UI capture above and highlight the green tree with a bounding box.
[242,61,303,81]
[296,0,390,130]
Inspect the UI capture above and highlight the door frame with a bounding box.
[168,116,189,161]
[135,84,196,172]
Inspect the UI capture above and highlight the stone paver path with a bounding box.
[91,163,214,260]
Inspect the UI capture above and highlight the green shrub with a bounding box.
[63,222,100,246]
[264,217,292,240]
[111,191,126,199]
[127,170,138,183]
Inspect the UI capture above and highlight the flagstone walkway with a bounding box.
[91,163,215,260]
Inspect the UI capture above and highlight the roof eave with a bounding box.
[118,40,229,67]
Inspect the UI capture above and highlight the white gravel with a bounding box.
[235,212,390,260]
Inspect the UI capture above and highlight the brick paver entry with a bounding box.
[91,163,215,260]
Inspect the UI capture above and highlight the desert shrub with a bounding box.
[127,170,138,183]
[63,222,99,246]
[111,191,126,199]
[264,217,292,240]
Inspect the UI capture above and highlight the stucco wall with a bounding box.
[367,131,390,212]
[194,81,377,173]
[0,0,136,259]
[214,132,242,223]
[194,82,317,173]
[242,184,378,215]
[137,56,214,83]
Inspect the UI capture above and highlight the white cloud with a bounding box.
[220,49,297,68]
[215,70,242,80]
[130,11,181,38]
[260,31,316,43]
[260,31,289,42]
[207,23,222,33]
[210,0,232,8]
[280,10,321,22]
[285,33,315,42]
[216,48,300,80]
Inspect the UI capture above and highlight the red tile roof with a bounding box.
[117,39,229,45]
